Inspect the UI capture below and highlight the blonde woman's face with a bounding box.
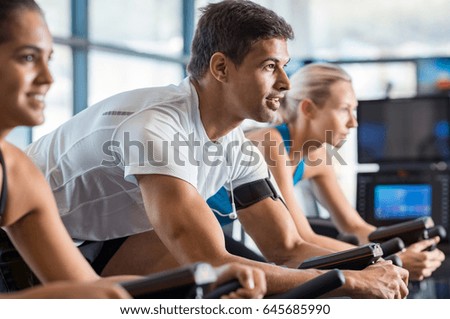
[313,80,358,147]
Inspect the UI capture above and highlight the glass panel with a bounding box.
[339,62,417,100]
[308,0,450,59]
[33,45,73,141]
[90,0,183,56]
[417,58,450,95]
[88,51,184,105]
[36,0,71,37]
[196,0,450,60]
[6,127,30,150]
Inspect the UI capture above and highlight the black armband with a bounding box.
[233,176,285,210]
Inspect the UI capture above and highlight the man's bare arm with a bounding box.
[237,198,335,267]
[137,174,327,294]
[137,174,409,298]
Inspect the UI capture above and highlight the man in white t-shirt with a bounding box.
[27,78,267,241]
[26,0,408,298]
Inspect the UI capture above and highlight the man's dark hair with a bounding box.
[187,0,294,80]
[0,0,43,44]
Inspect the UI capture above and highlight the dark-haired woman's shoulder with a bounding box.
[0,142,55,227]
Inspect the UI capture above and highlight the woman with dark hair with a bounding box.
[0,0,265,298]
[0,0,107,290]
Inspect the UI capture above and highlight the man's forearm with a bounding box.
[310,233,356,252]
[260,240,336,269]
[211,252,328,295]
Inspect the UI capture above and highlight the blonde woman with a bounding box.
[247,63,445,281]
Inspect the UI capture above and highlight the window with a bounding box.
[305,0,450,60]
[89,51,183,105]
[37,0,71,37]
[339,62,417,100]
[88,0,186,105]
[90,0,183,57]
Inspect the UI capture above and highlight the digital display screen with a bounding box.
[374,184,432,220]
[417,58,450,95]
[357,97,450,164]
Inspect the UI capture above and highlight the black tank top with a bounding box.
[0,147,7,216]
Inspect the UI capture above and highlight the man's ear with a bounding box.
[300,99,317,119]
[209,52,228,82]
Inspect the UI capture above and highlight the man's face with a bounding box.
[225,38,291,123]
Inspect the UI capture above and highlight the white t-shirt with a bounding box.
[26,78,268,241]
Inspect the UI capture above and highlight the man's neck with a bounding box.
[191,77,242,142]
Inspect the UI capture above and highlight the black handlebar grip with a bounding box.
[206,270,346,299]
[425,226,447,251]
[379,237,405,257]
[266,269,345,299]
[427,226,447,240]
[203,280,241,299]
[384,254,403,267]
